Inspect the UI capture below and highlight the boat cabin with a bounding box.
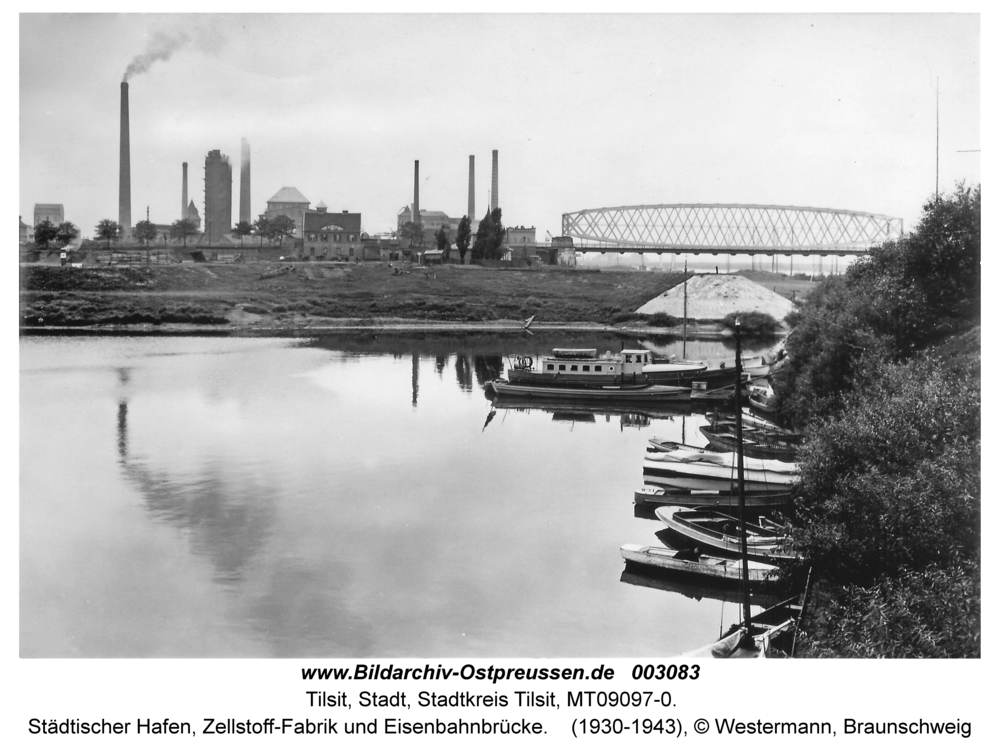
[536,348,652,378]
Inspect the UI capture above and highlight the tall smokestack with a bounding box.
[412,160,420,223]
[468,155,475,219]
[491,149,498,211]
[182,162,188,220]
[239,137,251,224]
[119,82,131,235]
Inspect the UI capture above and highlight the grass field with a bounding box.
[19,262,814,330]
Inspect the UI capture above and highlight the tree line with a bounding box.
[775,183,980,657]
[397,206,508,263]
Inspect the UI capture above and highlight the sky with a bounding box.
[19,13,980,241]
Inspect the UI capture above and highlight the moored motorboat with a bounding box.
[488,378,691,402]
[620,543,780,583]
[506,348,653,386]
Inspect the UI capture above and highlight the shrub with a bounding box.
[722,311,779,335]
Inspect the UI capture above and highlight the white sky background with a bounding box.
[19,13,980,240]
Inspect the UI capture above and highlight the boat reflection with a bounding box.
[619,568,779,608]
[485,394,691,430]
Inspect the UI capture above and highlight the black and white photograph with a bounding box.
[16,8,983,742]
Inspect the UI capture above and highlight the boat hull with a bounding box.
[655,506,797,562]
[620,544,779,583]
[489,379,690,402]
[643,456,799,493]
[633,486,790,509]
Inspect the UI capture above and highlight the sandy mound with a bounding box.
[636,274,794,321]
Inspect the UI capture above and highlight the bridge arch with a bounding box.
[561,204,903,254]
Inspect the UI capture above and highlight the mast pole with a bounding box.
[732,319,752,632]
[682,260,688,360]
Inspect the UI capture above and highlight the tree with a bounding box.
[232,220,253,248]
[268,215,296,246]
[170,217,199,248]
[471,206,505,262]
[133,220,158,246]
[435,224,449,251]
[400,221,425,249]
[252,217,272,246]
[773,183,980,426]
[95,219,122,249]
[55,221,79,247]
[34,219,59,249]
[456,215,472,263]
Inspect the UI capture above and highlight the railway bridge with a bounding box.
[560,204,904,259]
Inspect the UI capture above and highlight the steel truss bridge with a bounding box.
[561,204,903,256]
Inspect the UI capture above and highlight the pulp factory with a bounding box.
[116,81,539,263]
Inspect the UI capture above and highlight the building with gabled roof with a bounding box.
[303,206,363,260]
[264,186,311,241]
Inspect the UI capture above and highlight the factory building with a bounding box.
[204,149,232,244]
[263,187,311,240]
[303,204,362,260]
[34,204,65,228]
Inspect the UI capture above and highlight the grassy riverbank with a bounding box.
[19,263,805,332]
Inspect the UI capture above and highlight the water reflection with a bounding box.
[23,333,778,658]
[115,369,276,587]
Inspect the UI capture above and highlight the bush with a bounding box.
[721,311,778,335]
[646,312,678,327]
[798,564,980,658]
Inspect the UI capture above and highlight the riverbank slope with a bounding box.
[20,263,809,333]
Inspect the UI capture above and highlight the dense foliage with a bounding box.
[721,311,779,336]
[34,219,59,248]
[133,220,158,246]
[472,207,505,261]
[95,219,122,249]
[774,184,980,426]
[779,184,981,658]
[456,216,472,262]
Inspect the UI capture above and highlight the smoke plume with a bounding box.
[122,29,192,81]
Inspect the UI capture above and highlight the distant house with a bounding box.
[34,203,64,228]
[20,216,31,244]
[303,205,362,260]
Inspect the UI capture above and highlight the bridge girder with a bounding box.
[561,203,904,253]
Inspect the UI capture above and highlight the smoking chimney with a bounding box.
[239,137,251,224]
[119,82,131,235]
[468,155,475,219]
[182,162,188,220]
[491,149,498,211]
[412,160,420,223]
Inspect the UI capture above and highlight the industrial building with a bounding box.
[204,149,233,244]
[34,204,64,228]
[303,205,362,260]
[263,187,311,240]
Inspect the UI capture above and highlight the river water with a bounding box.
[19,331,779,658]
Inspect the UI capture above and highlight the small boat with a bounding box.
[646,439,799,474]
[655,506,797,562]
[698,426,798,461]
[642,445,799,492]
[705,413,804,449]
[620,544,779,583]
[633,486,790,510]
[748,384,778,413]
[683,595,803,658]
[488,378,690,403]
